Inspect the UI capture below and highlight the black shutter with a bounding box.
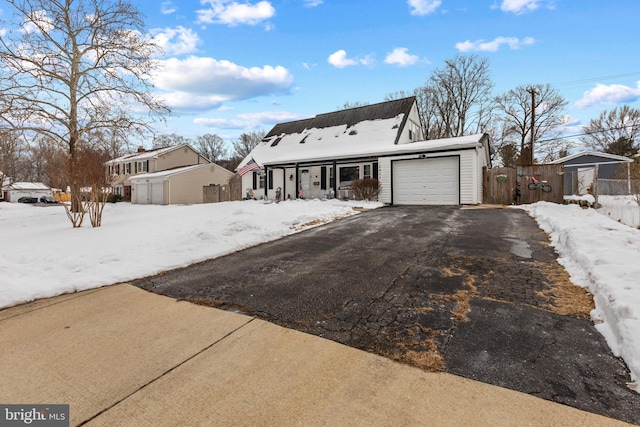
[252,172,257,190]
[373,162,378,179]
[268,170,273,190]
[320,167,327,190]
[145,160,149,172]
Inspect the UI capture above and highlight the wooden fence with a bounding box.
[203,174,243,203]
[483,164,565,205]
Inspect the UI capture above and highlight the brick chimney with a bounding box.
[137,146,145,153]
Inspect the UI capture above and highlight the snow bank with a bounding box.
[519,202,640,391]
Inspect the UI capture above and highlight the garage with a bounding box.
[392,157,460,205]
[135,182,149,204]
[151,182,164,204]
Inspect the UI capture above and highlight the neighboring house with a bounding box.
[0,171,8,200]
[105,144,211,199]
[237,97,491,205]
[550,151,634,195]
[3,182,52,202]
[129,163,234,205]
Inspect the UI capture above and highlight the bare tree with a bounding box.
[337,101,369,110]
[196,133,227,162]
[233,130,266,160]
[493,84,568,164]
[152,133,192,149]
[581,105,640,156]
[0,130,29,182]
[0,0,169,219]
[426,54,494,138]
[384,91,412,101]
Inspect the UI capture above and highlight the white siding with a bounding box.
[380,148,483,205]
[393,157,459,205]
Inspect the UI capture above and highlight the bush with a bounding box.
[107,193,123,203]
[351,178,380,201]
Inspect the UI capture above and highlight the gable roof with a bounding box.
[550,151,633,164]
[239,97,418,168]
[129,163,233,181]
[105,144,209,165]
[7,182,50,191]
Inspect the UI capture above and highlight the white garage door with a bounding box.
[151,182,164,204]
[393,157,460,205]
[136,183,149,204]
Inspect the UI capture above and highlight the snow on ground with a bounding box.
[518,199,640,391]
[0,199,380,310]
[597,195,640,229]
[1,196,639,392]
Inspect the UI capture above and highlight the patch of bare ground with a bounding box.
[291,212,354,231]
[182,298,251,314]
[431,290,472,322]
[382,325,445,372]
[536,260,594,317]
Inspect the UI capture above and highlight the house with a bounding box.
[105,144,211,199]
[550,151,633,195]
[0,171,8,200]
[129,163,234,205]
[3,182,52,202]
[237,97,491,205]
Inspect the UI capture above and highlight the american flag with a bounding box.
[237,158,261,176]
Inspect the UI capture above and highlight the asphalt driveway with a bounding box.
[134,206,640,424]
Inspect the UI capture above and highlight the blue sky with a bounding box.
[138,0,640,149]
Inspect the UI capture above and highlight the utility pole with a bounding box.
[526,86,537,165]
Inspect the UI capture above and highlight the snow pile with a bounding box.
[520,202,640,390]
[597,195,640,229]
[0,199,381,310]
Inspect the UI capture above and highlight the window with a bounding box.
[126,163,131,174]
[136,161,147,173]
[259,172,266,189]
[339,166,359,189]
[364,164,371,179]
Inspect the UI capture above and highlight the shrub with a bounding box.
[107,193,124,203]
[351,178,380,201]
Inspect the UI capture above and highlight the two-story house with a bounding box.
[105,144,233,205]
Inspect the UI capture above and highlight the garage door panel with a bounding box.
[393,157,459,205]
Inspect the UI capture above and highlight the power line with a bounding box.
[552,71,640,87]
[536,124,640,144]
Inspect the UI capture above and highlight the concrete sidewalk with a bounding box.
[0,285,631,426]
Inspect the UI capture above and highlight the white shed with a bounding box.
[4,182,52,202]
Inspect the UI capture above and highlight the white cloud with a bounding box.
[161,1,177,15]
[407,0,441,16]
[197,0,275,26]
[193,117,248,129]
[327,50,373,68]
[455,36,535,52]
[21,10,54,34]
[161,92,228,111]
[500,0,540,14]
[238,111,307,123]
[304,0,323,7]
[384,47,419,66]
[152,56,294,111]
[575,81,640,108]
[194,110,307,130]
[150,26,201,55]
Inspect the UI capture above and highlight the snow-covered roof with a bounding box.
[238,97,420,168]
[129,164,208,181]
[7,182,50,190]
[105,144,202,165]
[550,151,633,164]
